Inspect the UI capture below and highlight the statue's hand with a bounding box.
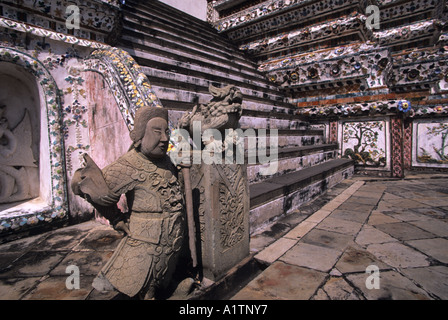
[71,154,120,207]
[114,220,130,235]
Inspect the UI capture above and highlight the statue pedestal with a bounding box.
[190,163,250,282]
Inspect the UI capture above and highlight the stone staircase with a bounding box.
[117,0,354,233]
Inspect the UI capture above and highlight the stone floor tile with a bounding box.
[374,222,435,241]
[344,196,380,206]
[231,261,327,300]
[366,242,430,268]
[49,251,114,276]
[414,198,448,207]
[0,252,23,273]
[334,245,391,274]
[367,212,401,225]
[353,191,384,199]
[0,277,41,300]
[0,233,47,253]
[0,251,69,278]
[280,243,341,272]
[283,221,317,240]
[74,229,124,251]
[337,202,375,213]
[300,228,354,252]
[410,207,448,220]
[313,276,364,300]
[311,288,330,300]
[400,266,448,300]
[376,199,430,212]
[249,234,276,254]
[22,275,95,300]
[406,238,448,264]
[316,217,363,236]
[306,210,332,223]
[254,238,297,264]
[386,211,434,222]
[355,225,398,246]
[329,209,370,224]
[33,228,90,252]
[381,192,404,201]
[408,220,448,238]
[346,270,432,300]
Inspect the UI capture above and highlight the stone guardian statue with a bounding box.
[71,106,191,299]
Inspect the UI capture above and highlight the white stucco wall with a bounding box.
[158,0,207,21]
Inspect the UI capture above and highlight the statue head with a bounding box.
[130,106,170,159]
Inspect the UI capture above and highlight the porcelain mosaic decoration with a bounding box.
[0,0,171,237]
[0,47,68,233]
[342,120,387,167]
[416,121,448,165]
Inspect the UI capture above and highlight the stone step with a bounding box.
[249,158,354,233]
[119,40,264,85]
[119,28,265,85]
[120,13,259,73]
[124,0,247,56]
[247,144,339,184]
[149,84,290,113]
[139,68,288,108]
[121,46,285,103]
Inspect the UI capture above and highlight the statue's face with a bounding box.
[140,117,170,159]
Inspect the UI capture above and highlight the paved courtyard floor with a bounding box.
[233,175,448,300]
[1,175,448,300]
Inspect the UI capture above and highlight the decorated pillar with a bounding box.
[174,84,250,282]
[190,163,250,281]
[391,116,404,178]
[329,121,338,144]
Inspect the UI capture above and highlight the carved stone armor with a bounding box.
[91,149,186,297]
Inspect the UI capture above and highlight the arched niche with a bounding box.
[0,48,67,235]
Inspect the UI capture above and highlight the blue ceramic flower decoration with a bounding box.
[398,100,412,113]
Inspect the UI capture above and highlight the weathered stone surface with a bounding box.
[33,229,89,252]
[301,228,353,252]
[355,225,398,246]
[374,222,435,241]
[406,238,448,264]
[22,275,95,300]
[231,261,327,300]
[280,243,341,272]
[408,219,448,237]
[400,266,448,300]
[192,163,250,281]
[366,242,430,268]
[335,245,391,274]
[255,238,297,264]
[313,277,364,300]
[0,251,68,278]
[367,211,401,225]
[316,217,363,236]
[329,208,371,224]
[0,277,41,300]
[49,251,114,276]
[73,229,124,252]
[283,221,317,240]
[337,202,375,213]
[346,270,432,300]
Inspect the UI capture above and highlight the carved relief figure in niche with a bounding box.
[0,105,39,204]
[72,106,193,299]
